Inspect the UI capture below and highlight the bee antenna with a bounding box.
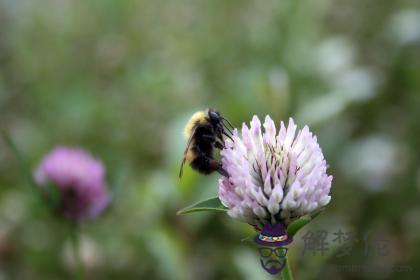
[221,117,235,130]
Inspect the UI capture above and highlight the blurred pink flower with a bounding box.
[219,116,332,228]
[34,147,111,222]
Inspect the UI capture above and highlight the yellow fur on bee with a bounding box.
[183,110,208,138]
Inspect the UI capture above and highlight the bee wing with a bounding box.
[179,125,198,179]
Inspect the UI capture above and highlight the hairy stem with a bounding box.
[69,225,85,280]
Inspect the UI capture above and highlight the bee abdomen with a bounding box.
[191,156,219,174]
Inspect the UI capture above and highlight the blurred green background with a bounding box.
[1,0,420,279]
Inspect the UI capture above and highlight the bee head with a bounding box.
[208,109,222,126]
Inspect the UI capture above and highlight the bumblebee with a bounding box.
[179,108,234,178]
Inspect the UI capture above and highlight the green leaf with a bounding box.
[287,208,324,237]
[240,235,254,243]
[177,197,227,215]
[287,216,312,237]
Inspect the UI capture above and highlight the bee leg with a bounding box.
[202,134,225,149]
[209,159,228,177]
[202,134,216,141]
[217,165,229,177]
[214,141,224,150]
[223,131,234,142]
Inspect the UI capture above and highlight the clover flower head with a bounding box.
[34,146,111,222]
[218,116,332,228]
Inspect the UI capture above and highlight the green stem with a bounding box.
[0,128,58,211]
[69,225,85,280]
[281,254,294,280]
[0,128,37,190]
